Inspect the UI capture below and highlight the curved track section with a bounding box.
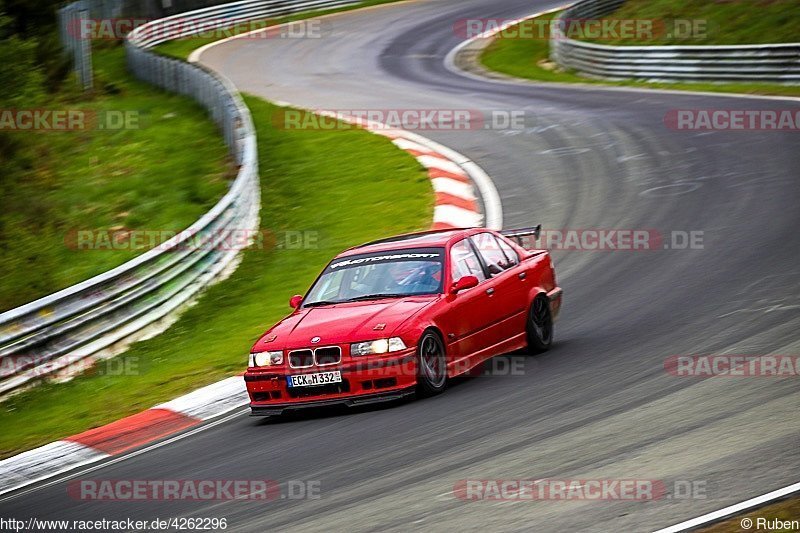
[2,1,799,531]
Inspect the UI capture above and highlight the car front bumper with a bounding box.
[244,351,417,415]
[249,388,416,416]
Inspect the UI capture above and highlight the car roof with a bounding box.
[337,228,489,257]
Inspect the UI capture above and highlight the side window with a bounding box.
[450,239,486,283]
[496,237,519,268]
[471,233,515,276]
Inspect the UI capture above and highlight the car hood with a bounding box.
[254,296,438,350]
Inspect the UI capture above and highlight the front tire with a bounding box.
[526,295,553,354]
[416,330,447,396]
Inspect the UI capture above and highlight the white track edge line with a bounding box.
[188,0,418,63]
[442,5,800,104]
[190,5,504,230]
[652,481,800,533]
[0,443,109,498]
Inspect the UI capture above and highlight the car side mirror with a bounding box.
[289,295,303,309]
[450,275,479,294]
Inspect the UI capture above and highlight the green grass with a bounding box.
[155,0,407,61]
[0,45,231,312]
[0,96,431,459]
[480,11,800,98]
[582,0,800,45]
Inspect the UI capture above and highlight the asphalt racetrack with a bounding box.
[2,1,799,531]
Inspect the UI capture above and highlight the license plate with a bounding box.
[287,371,342,388]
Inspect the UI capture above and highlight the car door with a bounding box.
[435,238,493,373]
[469,232,529,350]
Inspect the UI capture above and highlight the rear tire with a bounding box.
[416,330,447,396]
[526,295,553,354]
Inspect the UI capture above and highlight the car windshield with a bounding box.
[303,248,445,306]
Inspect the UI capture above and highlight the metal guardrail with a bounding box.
[550,0,800,83]
[129,0,360,48]
[0,0,360,397]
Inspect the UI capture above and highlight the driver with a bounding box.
[396,263,441,294]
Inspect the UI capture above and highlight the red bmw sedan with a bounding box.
[245,226,562,415]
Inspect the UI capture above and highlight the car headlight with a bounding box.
[249,350,284,367]
[350,337,407,356]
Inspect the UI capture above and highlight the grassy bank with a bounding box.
[0,45,231,311]
[585,0,800,46]
[0,96,431,458]
[480,11,800,98]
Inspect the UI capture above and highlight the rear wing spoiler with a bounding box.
[500,225,542,248]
